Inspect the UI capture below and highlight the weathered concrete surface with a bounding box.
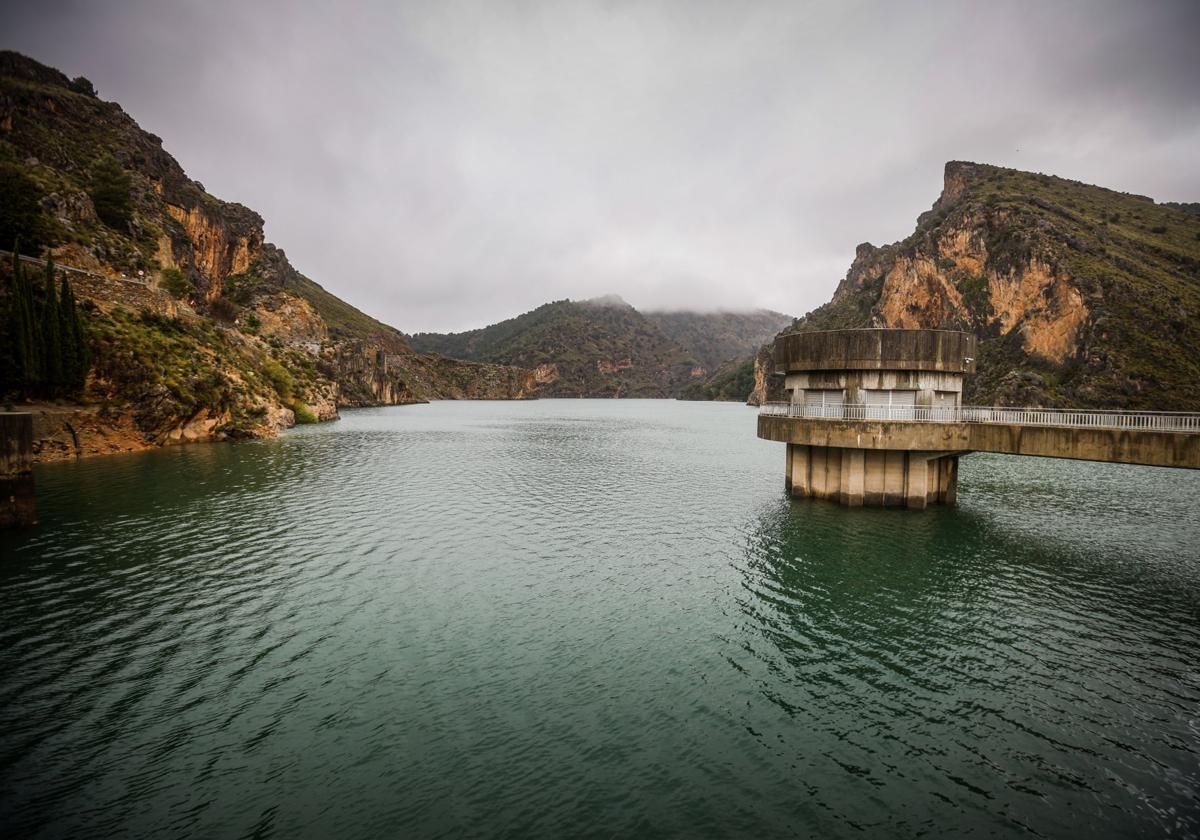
[967,423,1200,469]
[760,415,1200,470]
[784,369,965,408]
[1,412,36,527]
[759,414,971,451]
[784,441,959,508]
[774,328,977,374]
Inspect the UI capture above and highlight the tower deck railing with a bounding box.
[759,402,1200,433]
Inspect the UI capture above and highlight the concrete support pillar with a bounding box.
[838,448,865,507]
[884,450,906,507]
[789,444,810,497]
[863,449,884,506]
[783,444,961,509]
[809,446,829,499]
[1,413,36,528]
[937,456,959,506]
[905,452,930,510]
[947,456,958,506]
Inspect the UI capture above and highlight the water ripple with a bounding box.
[0,401,1197,838]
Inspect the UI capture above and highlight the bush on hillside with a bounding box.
[89,154,133,230]
[159,266,194,299]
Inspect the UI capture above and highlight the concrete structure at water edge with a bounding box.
[1,412,36,527]
[758,329,1200,509]
[762,329,976,508]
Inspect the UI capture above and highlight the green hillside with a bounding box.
[411,296,702,397]
[643,309,793,372]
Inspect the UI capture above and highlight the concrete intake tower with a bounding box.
[758,328,1200,509]
[761,329,975,508]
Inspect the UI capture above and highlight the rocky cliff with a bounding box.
[0,52,533,460]
[755,162,1200,409]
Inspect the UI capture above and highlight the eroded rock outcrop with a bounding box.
[746,343,783,406]
[162,202,261,299]
[775,161,1200,409]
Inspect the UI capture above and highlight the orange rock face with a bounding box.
[988,258,1086,364]
[877,255,967,330]
[165,203,261,299]
[252,293,328,344]
[872,228,1088,365]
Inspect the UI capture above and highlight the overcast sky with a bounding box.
[7,1,1200,332]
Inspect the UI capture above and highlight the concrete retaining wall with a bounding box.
[0,412,36,527]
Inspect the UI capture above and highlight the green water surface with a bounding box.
[1,400,1197,838]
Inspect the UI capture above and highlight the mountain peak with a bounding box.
[581,293,631,309]
[940,160,993,205]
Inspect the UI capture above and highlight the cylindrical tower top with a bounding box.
[773,328,977,374]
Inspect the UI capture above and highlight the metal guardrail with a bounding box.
[759,402,1200,433]
[1,249,150,285]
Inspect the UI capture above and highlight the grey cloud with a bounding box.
[7,0,1199,331]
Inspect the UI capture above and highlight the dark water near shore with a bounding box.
[2,400,1198,838]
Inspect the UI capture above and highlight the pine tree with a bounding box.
[41,257,63,393]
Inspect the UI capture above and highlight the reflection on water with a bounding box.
[736,494,1200,836]
[1,401,1197,838]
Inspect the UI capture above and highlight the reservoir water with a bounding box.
[1,400,1198,838]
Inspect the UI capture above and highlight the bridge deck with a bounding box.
[757,404,1200,470]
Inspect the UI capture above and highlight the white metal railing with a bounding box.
[1,249,150,285]
[759,401,1200,433]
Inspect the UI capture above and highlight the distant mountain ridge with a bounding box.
[410,298,792,398]
[642,308,792,373]
[752,161,1200,409]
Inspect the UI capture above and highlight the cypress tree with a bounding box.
[0,248,18,394]
[11,240,40,392]
[58,275,78,393]
[60,276,89,394]
[41,257,63,393]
